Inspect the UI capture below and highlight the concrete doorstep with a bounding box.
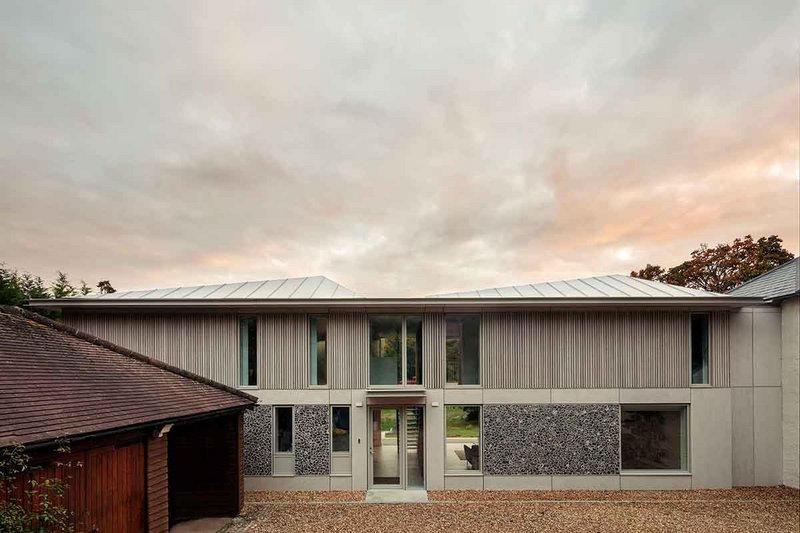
[365,489,429,504]
[170,517,233,533]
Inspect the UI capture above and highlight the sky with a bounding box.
[1,1,798,297]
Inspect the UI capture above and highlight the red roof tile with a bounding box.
[0,306,256,448]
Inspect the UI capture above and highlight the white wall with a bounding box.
[782,297,799,488]
[729,307,783,487]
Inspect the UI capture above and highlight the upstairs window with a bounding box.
[369,315,423,386]
[239,317,257,387]
[691,314,709,385]
[310,316,328,386]
[446,315,480,385]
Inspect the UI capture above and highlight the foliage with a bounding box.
[0,444,77,533]
[631,235,795,293]
[50,272,76,299]
[96,281,116,295]
[0,263,115,317]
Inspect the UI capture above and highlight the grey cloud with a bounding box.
[0,0,797,296]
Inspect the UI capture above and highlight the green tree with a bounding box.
[96,280,116,294]
[51,272,76,299]
[631,235,795,293]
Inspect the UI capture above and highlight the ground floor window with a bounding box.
[275,406,294,453]
[332,406,350,453]
[445,405,481,472]
[621,405,687,471]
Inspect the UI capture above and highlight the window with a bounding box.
[239,317,257,387]
[691,314,709,385]
[331,406,350,453]
[310,316,328,386]
[621,406,687,471]
[275,407,293,453]
[445,405,481,472]
[446,315,480,385]
[369,315,422,386]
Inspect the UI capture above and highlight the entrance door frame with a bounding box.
[367,406,426,490]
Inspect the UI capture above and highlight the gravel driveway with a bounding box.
[227,487,799,533]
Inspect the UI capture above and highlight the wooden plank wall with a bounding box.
[0,438,147,532]
[147,435,169,533]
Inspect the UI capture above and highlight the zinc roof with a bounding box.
[76,275,360,300]
[428,274,721,298]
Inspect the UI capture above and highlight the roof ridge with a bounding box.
[0,305,257,403]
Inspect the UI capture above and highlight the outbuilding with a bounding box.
[0,305,256,532]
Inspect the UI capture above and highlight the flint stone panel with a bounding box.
[295,404,331,475]
[483,404,620,475]
[243,404,272,476]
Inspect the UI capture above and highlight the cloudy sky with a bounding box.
[1,1,798,296]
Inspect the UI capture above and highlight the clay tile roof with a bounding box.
[0,305,256,448]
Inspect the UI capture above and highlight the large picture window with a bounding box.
[369,315,422,386]
[310,316,328,386]
[239,317,257,387]
[621,406,687,471]
[446,315,480,385]
[331,406,350,453]
[691,314,709,385]
[445,405,481,472]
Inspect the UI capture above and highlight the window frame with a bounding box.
[273,405,295,455]
[238,316,258,389]
[309,315,329,388]
[690,313,711,387]
[444,314,481,387]
[367,314,423,387]
[330,405,351,455]
[444,404,483,476]
[620,404,690,474]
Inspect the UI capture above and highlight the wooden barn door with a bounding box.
[85,441,146,532]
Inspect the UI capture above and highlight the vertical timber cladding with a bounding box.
[63,312,239,387]
[480,311,730,389]
[710,311,731,387]
[329,312,368,389]
[423,313,446,388]
[259,313,308,389]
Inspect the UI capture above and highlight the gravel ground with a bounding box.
[228,487,799,533]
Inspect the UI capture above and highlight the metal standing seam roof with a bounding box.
[76,275,361,300]
[0,306,256,448]
[427,274,723,298]
[727,258,800,300]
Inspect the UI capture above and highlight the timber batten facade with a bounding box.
[64,310,730,390]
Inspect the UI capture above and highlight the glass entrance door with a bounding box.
[370,406,425,489]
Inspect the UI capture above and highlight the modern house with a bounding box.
[0,305,256,532]
[29,273,791,492]
[729,258,799,489]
